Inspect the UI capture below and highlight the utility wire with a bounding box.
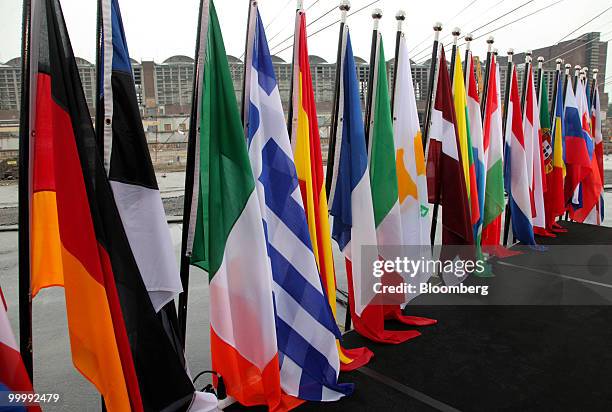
[273,0,380,55]
[269,3,337,53]
[411,0,535,62]
[556,5,612,43]
[544,33,611,64]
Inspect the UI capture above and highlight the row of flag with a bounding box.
[6,0,606,411]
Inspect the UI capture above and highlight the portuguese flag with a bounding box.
[26,0,196,410]
[187,1,285,408]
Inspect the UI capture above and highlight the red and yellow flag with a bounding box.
[290,9,372,371]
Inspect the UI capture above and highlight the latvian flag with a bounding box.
[426,48,473,247]
[0,287,40,411]
[504,65,536,245]
[244,5,353,403]
[25,0,200,410]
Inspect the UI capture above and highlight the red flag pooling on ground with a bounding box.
[0,287,41,412]
[426,48,473,248]
[25,0,202,410]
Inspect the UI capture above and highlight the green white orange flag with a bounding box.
[290,7,372,371]
[186,2,285,408]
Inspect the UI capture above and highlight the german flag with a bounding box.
[26,0,195,410]
[289,7,372,371]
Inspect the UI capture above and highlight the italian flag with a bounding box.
[187,2,282,408]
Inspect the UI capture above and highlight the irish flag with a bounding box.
[289,7,372,371]
[187,2,282,408]
[481,54,505,248]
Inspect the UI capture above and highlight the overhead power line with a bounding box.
[269,4,337,53]
[556,5,612,43]
[544,33,612,64]
[411,0,535,62]
[273,0,380,55]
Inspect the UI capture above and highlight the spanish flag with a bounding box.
[289,7,372,371]
[26,0,196,410]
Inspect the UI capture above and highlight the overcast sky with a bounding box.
[1,0,611,94]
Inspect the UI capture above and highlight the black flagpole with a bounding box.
[590,68,598,107]
[422,22,442,246]
[481,36,494,118]
[463,32,472,83]
[364,8,382,149]
[501,49,514,246]
[390,10,406,114]
[448,28,460,83]
[549,59,562,127]
[18,0,33,381]
[572,65,580,93]
[241,0,257,127]
[536,56,544,104]
[325,1,350,198]
[520,51,532,116]
[287,1,302,141]
[422,22,442,147]
[177,0,206,348]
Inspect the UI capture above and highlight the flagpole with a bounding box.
[18,0,33,381]
[501,49,514,246]
[590,68,598,106]
[449,28,460,82]
[550,59,562,128]
[573,65,581,93]
[520,51,532,116]
[390,10,406,114]
[241,0,257,127]
[364,8,382,148]
[536,56,544,104]
[562,63,571,101]
[463,32,472,83]
[422,22,442,246]
[287,1,303,140]
[422,22,442,147]
[177,0,206,348]
[480,36,494,118]
[325,0,350,198]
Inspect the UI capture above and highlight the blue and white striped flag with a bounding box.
[245,7,353,402]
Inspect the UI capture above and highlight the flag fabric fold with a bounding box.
[481,55,505,249]
[0,287,41,412]
[591,81,604,223]
[98,0,183,313]
[546,72,567,226]
[28,0,200,410]
[523,65,547,234]
[290,9,372,370]
[465,53,486,244]
[187,2,284,409]
[504,66,536,245]
[426,48,473,247]
[245,8,353,402]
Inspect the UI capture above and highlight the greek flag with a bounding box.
[245,8,353,402]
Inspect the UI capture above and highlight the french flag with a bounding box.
[0,288,40,411]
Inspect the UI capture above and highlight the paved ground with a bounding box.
[1,164,611,411]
